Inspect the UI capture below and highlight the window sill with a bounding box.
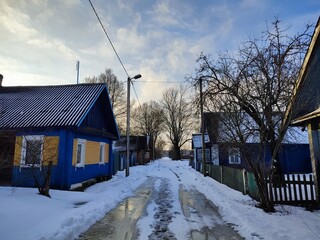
[20,164,41,168]
[99,162,105,165]
[75,163,85,168]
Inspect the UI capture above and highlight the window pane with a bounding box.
[77,144,82,164]
[99,145,104,163]
[25,140,42,165]
[229,148,240,164]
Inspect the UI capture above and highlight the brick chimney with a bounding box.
[0,74,3,87]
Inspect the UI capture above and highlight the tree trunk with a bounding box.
[172,146,181,160]
[253,169,275,212]
[38,161,52,198]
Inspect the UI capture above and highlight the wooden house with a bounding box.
[287,17,320,202]
[0,83,119,190]
[191,133,211,171]
[192,112,311,174]
[113,135,150,170]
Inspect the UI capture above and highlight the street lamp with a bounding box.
[199,77,206,176]
[126,74,142,177]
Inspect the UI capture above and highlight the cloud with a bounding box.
[0,2,37,40]
[0,0,88,86]
[147,0,193,29]
[134,65,169,103]
[0,0,318,104]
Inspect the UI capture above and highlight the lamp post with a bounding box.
[200,77,206,176]
[126,74,142,177]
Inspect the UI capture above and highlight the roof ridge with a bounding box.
[0,83,106,88]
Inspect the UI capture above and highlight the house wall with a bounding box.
[11,129,114,190]
[12,130,62,188]
[13,136,59,166]
[68,132,113,188]
[217,143,311,174]
[218,144,247,170]
[279,144,311,173]
[71,140,109,165]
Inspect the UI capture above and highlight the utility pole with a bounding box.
[126,77,131,177]
[200,77,206,176]
[76,61,80,84]
[126,74,141,177]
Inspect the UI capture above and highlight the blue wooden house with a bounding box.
[0,83,120,190]
[192,112,311,174]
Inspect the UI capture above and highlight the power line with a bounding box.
[131,82,142,107]
[88,0,130,78]
[89,0,143,107]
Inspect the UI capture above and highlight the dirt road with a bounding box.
[78,168,244,240]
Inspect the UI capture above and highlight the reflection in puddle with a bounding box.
[179,187,244,240]
[191,226,243,240]
[78,181,153,240]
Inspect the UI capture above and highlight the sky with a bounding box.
[1,158,320,240]
[0,0,319,103]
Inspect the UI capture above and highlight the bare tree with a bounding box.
[155,136,166,158]
[131,101,165,158]
[85,68,126,134]
[192,17,312,212]
[161,85,194,160]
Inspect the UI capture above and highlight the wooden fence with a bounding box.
[203,163,317,208]
[267,174,316,207]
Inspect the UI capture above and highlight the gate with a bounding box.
[267,174,316,207]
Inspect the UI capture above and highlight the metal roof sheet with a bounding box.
[0,84,106,129]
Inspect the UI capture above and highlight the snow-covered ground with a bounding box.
[1,158,320,240]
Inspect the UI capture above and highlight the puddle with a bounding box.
[78,179,154,240]
[179,187,221,222]
[191,225,244,240]
[179,186,244,240]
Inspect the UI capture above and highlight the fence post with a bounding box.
[242,169,248,195]
[308,122,320,208]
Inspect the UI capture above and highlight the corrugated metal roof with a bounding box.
[0,84,106,129]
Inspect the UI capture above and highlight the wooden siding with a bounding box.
[72,139,78,165]
[43,136,59,165]
[13,136,22,166]
[13,136,59,166]
[85,141,100,164]
[72,139,109,165]
[105,144,109,163]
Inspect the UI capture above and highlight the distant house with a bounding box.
[0,83,119,190]
[191,133,211,171]
[192,112,311,174]
[113,135,151,170]
[288,18,320,201]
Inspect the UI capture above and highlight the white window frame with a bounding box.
[228,147,241,164]
[76,139,86,167]
[99,142,105,165]
[20,135,44,167]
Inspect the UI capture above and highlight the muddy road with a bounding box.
[78,167,244,240]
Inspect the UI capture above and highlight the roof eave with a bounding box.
[284,17,320,124]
